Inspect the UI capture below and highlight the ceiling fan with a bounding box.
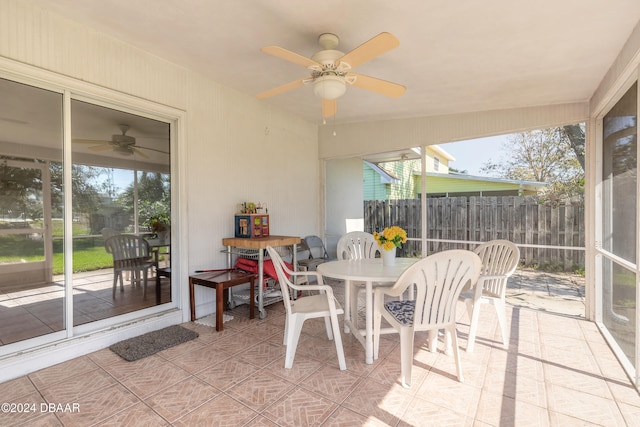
[256,32,406,118]
[73,124,168,158]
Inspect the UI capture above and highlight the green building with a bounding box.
[364,145,546,200]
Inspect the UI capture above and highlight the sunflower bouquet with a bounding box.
[373,226,408,251]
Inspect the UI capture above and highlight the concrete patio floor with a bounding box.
[506,269,586,319]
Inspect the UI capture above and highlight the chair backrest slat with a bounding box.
[105,234,150,262]
[473,240,520,299]
[336,231,379,260]
[391,250,481,330]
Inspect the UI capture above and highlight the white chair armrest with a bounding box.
[289,283,332,293]
[374,281,408,299]
[286,270,323,285]
[475,274,510,299]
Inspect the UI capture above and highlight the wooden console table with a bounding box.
[222,235,301,319]
[189,270,255,331]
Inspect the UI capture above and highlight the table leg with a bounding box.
[216,283,224,332]
[226,245,233,307]
[292,243,297,270]
[156,272,161,305]
[189,277,196,321]
[257,249,265,319]
[343,279,351,333]
[152,247,159,269]
[365,280,374,364]
[249,277,255,319]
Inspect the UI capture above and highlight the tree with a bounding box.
[0,158,42,222]
[480,126,585,199]
[118,172,170,226]
[561,124,585,171]
[448,166,469,174]
[50,163,105,221]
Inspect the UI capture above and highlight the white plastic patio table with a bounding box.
[317,257,417,364]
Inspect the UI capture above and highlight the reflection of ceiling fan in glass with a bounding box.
[73,124,168,158]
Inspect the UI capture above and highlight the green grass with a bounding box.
[52,246,113,274]
[0,220,113,274]
[0,235,45,261]
[52,235,112,274]
[0,239,112,275]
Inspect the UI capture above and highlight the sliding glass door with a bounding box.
[70,99,171,326]
[0,76,173,353]
[599,80,639,384]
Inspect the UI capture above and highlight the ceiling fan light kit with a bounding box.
[313,75,346,100]
[256,32,406,119]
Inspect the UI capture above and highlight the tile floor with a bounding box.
[1,281,640,426]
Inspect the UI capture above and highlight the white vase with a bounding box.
[382,247,396,266]
[157,230,168,244]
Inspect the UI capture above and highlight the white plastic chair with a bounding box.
[336,231,379,260]
[336,231,382,331]
[373,250,481,387]
[463,240,520,352]
[105,234,154,298]
[266,246,346,370]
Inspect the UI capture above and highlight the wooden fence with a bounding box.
[364,196,585,270]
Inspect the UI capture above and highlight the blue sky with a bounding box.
[110,168,134,195]
[440,134,511,176]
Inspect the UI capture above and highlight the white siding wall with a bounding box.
[186,72,318,317]
[0,0,188,108]
[325,158,364,257]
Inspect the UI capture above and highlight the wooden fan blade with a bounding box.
[336,32,399,69]
[349,73,406,98]
[73,139,109,145]
[256,79,305,100]
[322,98,337,118]
[74,138,121,152]
[137,146,169,155]
[132,147,149,159]
[261,46,320,68]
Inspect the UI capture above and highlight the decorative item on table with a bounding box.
[374,226,407,266]
[235,202,269,238]
[146,213,170,244]
[237,201,268,215]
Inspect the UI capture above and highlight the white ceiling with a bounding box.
[29,0,640,126]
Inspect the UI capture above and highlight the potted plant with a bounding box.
[146,213,170,243]
[373,226,407,266]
